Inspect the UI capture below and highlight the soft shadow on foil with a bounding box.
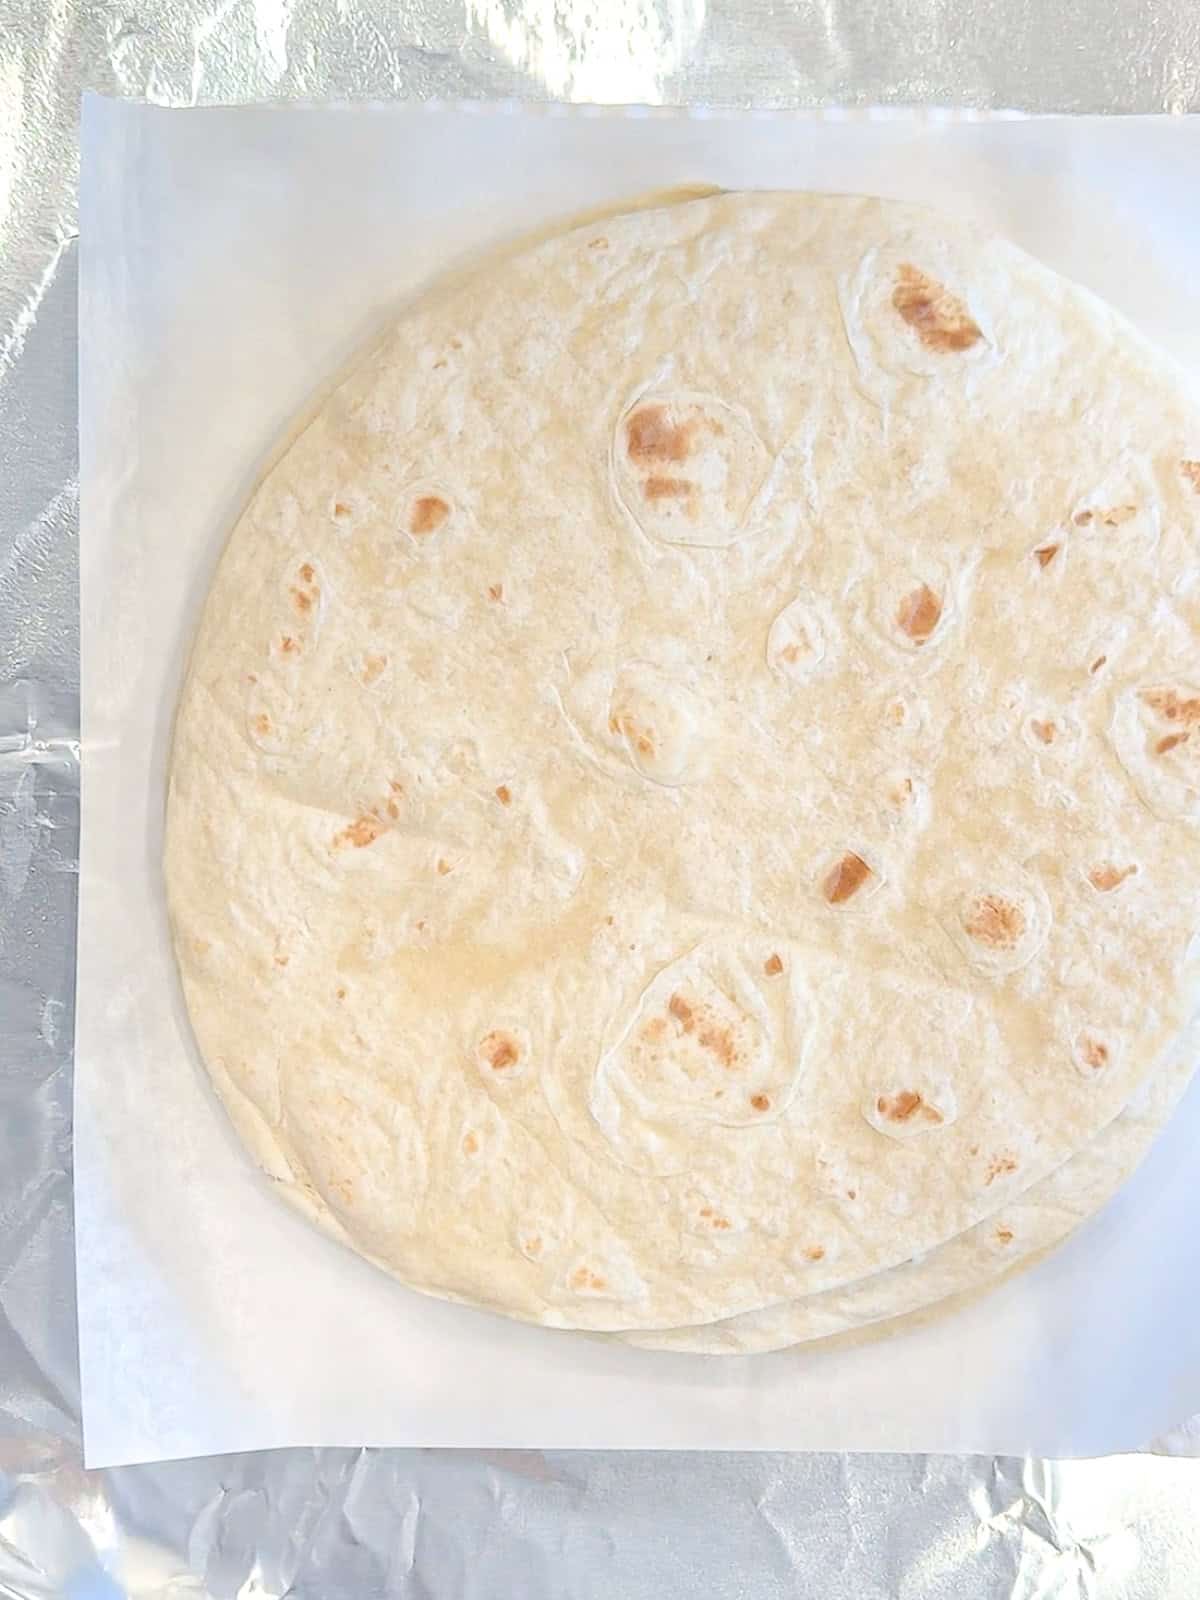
[5,0,1200,1592]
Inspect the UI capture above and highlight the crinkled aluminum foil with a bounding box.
[4,0,1200,1593]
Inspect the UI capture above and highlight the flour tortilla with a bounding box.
[615,1033,1196,1352]
[166,192,1200,1334]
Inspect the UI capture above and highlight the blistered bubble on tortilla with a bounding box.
[891,264,984,355]
[864,1073,959,1140]
[605,661,713,787]
[474,1026,530,1082]
[1112,681,1200,822]
[1072,1027,1121,1081]
[839,235,993,389]
[1068,458,1161,560]
[948,870,1052,978]
[589,936,814,1174]
[613,391,770,549]
[820,850,881,909]
[852,551,967,664]
[766,592,836,681]
[1086,861,1139,894]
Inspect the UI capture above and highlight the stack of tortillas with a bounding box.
[165,192,1200,1355]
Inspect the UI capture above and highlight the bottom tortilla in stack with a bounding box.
[614,1034,1196,1352]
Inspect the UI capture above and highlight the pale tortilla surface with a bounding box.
[166,193,1200,1333]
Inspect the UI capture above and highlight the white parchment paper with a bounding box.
[77,97,1200,1467]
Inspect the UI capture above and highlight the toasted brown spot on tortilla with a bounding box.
[1077,504,1138,529]
[1088,862,1138,892]
[299,563,315,583]
[333,501,351,519]
[436,858,451,875]
[495,784,512,805]
[462,1132,480,1156]
[652,985,748,1075]
[896,583,943,644]
[487,583,504,602]
[251,713,271,738]
[1034,543,1059,569]
[625,404,697,465]
[613,713,657,758]
[962,894,1026,950]
[780,643,802,664]
[698,1020,737,1070]
[1181,460,1200,493]
[1030,719,1056,745]
[985,1152,1019,1185]
[279,634,299,655]
[335,987,347,1001]
[668,994,696,1032]
[1157,732,1191,755]
[273,953,289,968]
[823,852,873,905]
[1089,655,1107,675]
[333,813,385,849]
[875,1089,943,1126]
[764,953,784,976]
[385,799,400,820]
[588,236,608,250]
[891,264,983,353]
[523,1235,543,1258]
[480,1030,520,1073]
[642,474,694,501]
[570,1267,608,1292]
[361,653,388,685]
[409,495,450,537]
[290,587,314,614]
[699,1206,732,1232]
[994,1226,1014,1246]
[804,1245,826,1262]
[1143,689,1200,724]
[750,1093,771,1112]
[1078,1034,1110,1072]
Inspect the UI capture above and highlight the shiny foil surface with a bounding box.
[4,1,1200,1593]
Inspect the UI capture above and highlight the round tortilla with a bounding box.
[166,192,1200,1334]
